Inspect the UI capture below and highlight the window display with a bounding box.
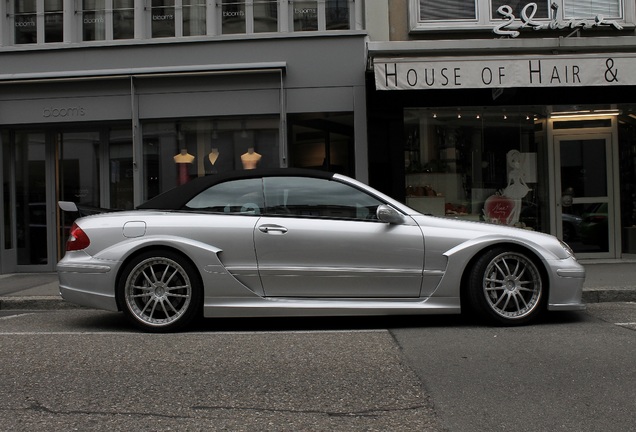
[142,116,279,201]
[404,108,547,231]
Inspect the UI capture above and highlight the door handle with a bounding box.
[258,224,288,234]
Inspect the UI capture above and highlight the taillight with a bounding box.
[66,223,90,251]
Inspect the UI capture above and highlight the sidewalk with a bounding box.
[0,261,635,310]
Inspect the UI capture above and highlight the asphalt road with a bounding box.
[1,304,635,432]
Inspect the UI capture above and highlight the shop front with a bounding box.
[0,34,368,273]
[367,48,636,260]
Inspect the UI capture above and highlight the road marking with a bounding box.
[0,329,389,336]
[0,313,36,320]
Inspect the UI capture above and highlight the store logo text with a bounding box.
[223,10,245,17]
[494,2,623,37]
[43,107,86,118]
[376,56,624,90]
[152,14,174,21]
[15,19,35,27]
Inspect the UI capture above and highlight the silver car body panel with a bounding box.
[58,173,586,318]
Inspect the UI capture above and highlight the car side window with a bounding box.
[263,177,383,221]
[184,178,264,215]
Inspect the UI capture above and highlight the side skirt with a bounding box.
[203,296,460,318]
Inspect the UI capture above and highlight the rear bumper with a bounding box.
[57,253,119,311]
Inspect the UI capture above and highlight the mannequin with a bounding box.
[174,149,195,164]
[174,149,194,184]
[208,148,219,165]
[241,147,262,170]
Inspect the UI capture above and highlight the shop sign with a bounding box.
[374,54,630,90]
[493,3,623,38]
[43,106,86,118]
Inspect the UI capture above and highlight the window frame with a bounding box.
[78,0,136,42]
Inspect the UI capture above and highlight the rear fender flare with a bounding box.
[96,236,262,299]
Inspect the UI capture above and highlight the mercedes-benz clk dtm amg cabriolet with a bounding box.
[58,169,585,332]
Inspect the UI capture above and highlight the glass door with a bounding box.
[14,131,53,269]
[555,132,615,257]
[56,131,102,260]
[3,128,109,273]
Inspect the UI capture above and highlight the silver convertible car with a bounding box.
[58,169,585,332]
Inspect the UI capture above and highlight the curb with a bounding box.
[582,289,636,303]
[1,291,635,311]
[0,296,88,311]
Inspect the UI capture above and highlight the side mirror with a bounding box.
[376,204,405,225]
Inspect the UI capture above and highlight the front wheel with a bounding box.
[118,250,202,332]
[467,248,545,325]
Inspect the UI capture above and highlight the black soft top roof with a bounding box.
[137,168,335,210]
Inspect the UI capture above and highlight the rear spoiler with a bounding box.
[58,201,115,217]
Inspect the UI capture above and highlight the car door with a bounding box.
[182,177,265,295]
[254,176,424,298]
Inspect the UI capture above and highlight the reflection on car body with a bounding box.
[57,168,585,332]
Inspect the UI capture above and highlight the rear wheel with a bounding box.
[118,250,202,332]
[468,248,545,325]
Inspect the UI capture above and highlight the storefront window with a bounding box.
[2,131,12,250]
[151,0,176,38]
[44,0,64,42]
[113,0,135,39]
[292,0,318,31]
[404,108,548,232]
[564,0,621,19]
[254,0,278,32]
[419,0,476,21]
[15,132,48,265]
[82,0,106,41]
[619,114,636,254]
[142,116,279,201]
[222,0,247,34]
[288,112,354,176]
[326,0,350,30]
[109,128,134,210]
[490,0,549,19]
[183,0,206,36]
[14,1,37,44]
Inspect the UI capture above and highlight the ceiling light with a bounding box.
[550,109,620,119]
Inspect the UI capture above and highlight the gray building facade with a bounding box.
[0,1,369,273]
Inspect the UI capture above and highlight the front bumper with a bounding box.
[547,257,586,311]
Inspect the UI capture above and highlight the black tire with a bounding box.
[467,247,545,326]
[117,250,202,332]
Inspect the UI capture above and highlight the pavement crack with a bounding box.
[15,400,429,421]
[191,403,430,418]
[19,401,195,421]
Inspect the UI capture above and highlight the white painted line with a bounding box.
[0,329,390,336]
[0,313,36,320]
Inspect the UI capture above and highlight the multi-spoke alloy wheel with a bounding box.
[468,248,544,325]
[118,251,201,332]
